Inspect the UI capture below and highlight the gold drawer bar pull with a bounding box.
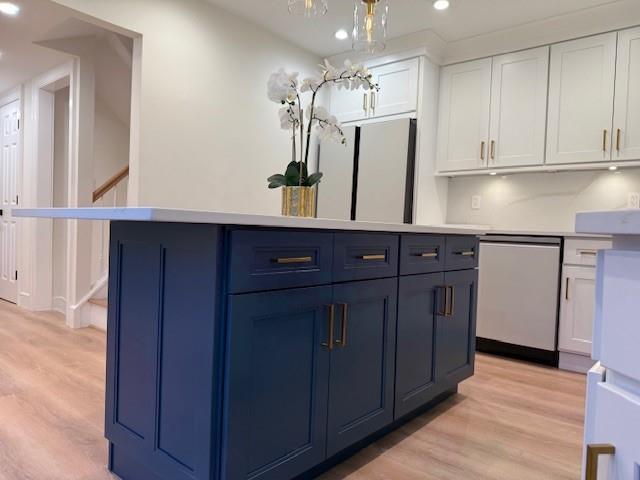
[274,256,313,264]
[578,250,597,256]
[455,251,475,257]
[361,254,386,261]
[419,252,438,258]
[586,444,615,480]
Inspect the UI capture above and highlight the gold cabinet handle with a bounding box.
[480,141,486,162]
[361,254,386,261]
[274,256,313,264]
[585,444,615,480]
[363,93,369,115]
[490,140,496,161]
[603,129,608,153]
[565,277,570,301]
[445,286,455,317]
[322,304,335,350]
[418,252,438,258]
[436,286,447,316]
[578,250,597,256]
[370,91,376,115]
[616,128,621,152]
[335,303,348,347]
[455,251,475,257]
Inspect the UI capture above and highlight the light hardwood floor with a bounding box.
[0,301,586,480]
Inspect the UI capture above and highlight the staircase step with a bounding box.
[89,298,108,308]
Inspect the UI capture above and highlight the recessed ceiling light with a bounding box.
[335,29,349,40]
[433,0,450,11]
[609,166,618,171]
[0,2,20,15]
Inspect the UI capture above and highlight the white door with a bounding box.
[546,33,617,164]
[437,58,492,172]
[0,101,19,304]
[613,27,640,162]
[331,83,371,124]
[489,47,549,168]
[559,265,596,356]
[369,58,419,119]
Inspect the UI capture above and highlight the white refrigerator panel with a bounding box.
[316,127,356,221]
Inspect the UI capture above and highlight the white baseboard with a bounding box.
[88,302,107,331]
[559,351,596,374]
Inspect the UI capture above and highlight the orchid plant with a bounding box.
[267,60,378,189]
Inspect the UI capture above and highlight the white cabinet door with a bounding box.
[437,58,492,172]
[369,58,419,119]
[489,47,549,168]
[331,83,370,124]
[613,27,640,162]
[559,265,596,356]
[546,33,617,165]
[585,373,640,480]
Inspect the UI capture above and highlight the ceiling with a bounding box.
[206,0,622,57]
[0,0,76,95]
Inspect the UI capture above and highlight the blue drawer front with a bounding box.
[400,235,446,275]
[333,233,400,282]
[228,229,333,293]
[445,236,479,271]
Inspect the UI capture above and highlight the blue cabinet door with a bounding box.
[223,286,333,480]
[395,272,444,419]
[326,278,398,457]
[435,269,478,388]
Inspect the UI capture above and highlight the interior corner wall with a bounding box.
[52,0,323,215]
[446,168,640,232]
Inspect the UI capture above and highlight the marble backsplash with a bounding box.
[446,167,640,232]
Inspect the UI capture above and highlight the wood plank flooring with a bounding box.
[0,301,586,480]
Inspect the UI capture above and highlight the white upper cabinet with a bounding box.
[331,57,420,124]
[437,58,492,172]
[546,33,617,164]
[488,47,549,168]
[370,58,419,119]
[614,27,640,162]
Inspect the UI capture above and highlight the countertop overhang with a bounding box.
[576,209,640,236]
[11,207,488,236]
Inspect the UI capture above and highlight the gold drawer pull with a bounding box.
[419,252,438,258]
[455,251,475,257]
[578,250,597,256]
[274,256,313,264]
[336,303,348,347]
[361,254,386,261]
[321,304,335,351]
[586,444,615,480]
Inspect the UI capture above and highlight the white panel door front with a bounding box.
[437,58,492,172]
[546,33,617,164]
[0,100,19,304]
[330,83,370,124]
[559,265,596,356]
[369,58,419,119]
[489,47,549,168]
[614,27,640,162]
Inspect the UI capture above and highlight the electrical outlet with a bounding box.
[471,195,482,210]
[628,192,640,209]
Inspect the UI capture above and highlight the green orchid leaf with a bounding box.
[307,172,323,186]
[267,174,287,188]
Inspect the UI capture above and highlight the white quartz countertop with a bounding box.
[12,208,488,236]
[576,209,640,235]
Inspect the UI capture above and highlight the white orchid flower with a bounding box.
[301,77,322,93]
[267,68,299,104]
[279,104,301,130]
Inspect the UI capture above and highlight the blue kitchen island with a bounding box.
[13,208,483,480]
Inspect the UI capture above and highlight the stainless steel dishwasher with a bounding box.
[476,235,562,366]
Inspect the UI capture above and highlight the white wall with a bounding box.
[446,169,640,232]
[52,87,70,314]
[52,0,323,215]
[93,96,129,188]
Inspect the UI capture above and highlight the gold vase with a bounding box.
[281,186,317,218]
